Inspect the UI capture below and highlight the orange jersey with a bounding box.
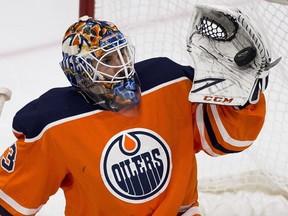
[0,57,265,215]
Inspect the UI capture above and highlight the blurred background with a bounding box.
[0,1,79,147]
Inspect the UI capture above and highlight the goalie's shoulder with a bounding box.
[135,57,194,91]
[12,87,98,139]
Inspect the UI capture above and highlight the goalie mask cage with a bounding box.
[80,0,288,215]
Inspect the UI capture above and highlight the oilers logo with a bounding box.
[100,128,172,203]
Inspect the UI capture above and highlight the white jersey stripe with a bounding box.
[196,104,220,157]
[20,109,103,143]
[142,77,189,96]
[181,206,200,215]
[210,105,253,147]
[0,190,42,215]
[179,202,200,215]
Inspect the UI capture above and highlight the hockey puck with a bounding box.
[234,47,256,66]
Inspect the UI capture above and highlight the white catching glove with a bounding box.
[187,4,281,106]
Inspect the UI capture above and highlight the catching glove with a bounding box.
[187,4,281,106]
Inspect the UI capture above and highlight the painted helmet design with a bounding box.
[60,16,141,114]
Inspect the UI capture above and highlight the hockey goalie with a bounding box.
[0,4,281,216]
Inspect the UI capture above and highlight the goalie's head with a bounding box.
[187,4,281,79]
[60,16,141,115]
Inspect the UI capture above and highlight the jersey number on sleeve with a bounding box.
[1,144,17,173]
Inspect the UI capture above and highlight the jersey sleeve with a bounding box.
[0,87,94,215]
[0,132,68,215]
[193,93,266,156]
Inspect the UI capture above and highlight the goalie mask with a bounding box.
[187,4,281,106]
[60,16,141,115]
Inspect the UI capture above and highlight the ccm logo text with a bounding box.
[203,96,233,103]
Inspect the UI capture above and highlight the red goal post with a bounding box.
[79,0,95,18]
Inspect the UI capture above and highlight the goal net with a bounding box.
[84,0,288,214]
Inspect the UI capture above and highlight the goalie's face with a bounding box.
[92,42,134,81]
[77,40,141,116]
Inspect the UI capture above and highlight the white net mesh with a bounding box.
[94,0,288,214]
